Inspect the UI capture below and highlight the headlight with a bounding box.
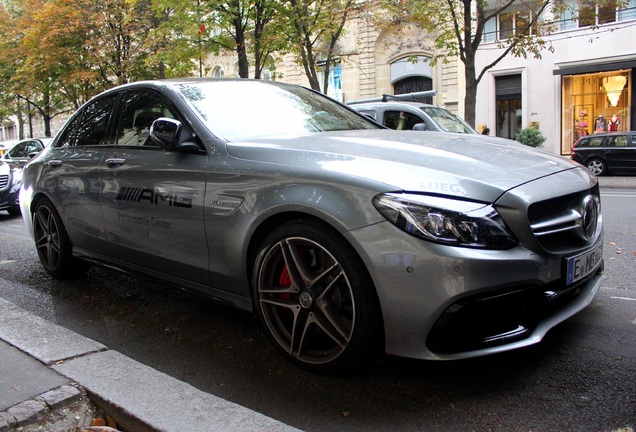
[373,193,517,249]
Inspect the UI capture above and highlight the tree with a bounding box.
[375,0,575,127]
[283,0,360,92]
[199,0,285,79]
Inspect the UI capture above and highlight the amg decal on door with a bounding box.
[116,187,193,208]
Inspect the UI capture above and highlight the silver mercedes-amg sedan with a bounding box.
[20,79,604,373]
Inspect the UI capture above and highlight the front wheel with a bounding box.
[586,158,606,176]
[32,197,89,278]
[252,220,382,374]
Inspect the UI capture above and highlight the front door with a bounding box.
[99,89,210,285]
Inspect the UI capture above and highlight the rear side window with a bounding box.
[577,136,604,148]
[57,95,117,147]
[384,111,423,130]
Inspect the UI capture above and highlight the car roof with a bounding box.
[580,131,636,138]
[348,101,435,109]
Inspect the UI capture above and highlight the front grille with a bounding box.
[528,185,600,253]
[0,174,9,189]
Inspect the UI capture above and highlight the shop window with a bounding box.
[318,62,343,102]
[560,70,631,155]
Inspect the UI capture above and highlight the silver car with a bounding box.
[20,79,604,373]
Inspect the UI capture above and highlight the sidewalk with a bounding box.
[0,298,301,432]
[597,175,636,189]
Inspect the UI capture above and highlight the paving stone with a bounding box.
[0,411,16,432]
[38,385,81,410]
[6,400,48,427]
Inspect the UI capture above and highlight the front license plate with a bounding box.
[566,243,603,286]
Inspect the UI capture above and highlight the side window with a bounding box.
[8,142,28,158]
[384,111,423,130]
[582,137,604,147]
[9,141,43,158]
[57,95,117,147]
[115,90,176,147]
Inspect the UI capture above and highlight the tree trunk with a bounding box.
[463,53,478,128]
[235,20,249,78]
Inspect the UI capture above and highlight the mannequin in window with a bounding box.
[594,115,607,133]
[609,114,620,132]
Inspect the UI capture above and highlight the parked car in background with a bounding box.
[1,138,52,166]
[0,138,52,215]
[348,92,478,134]
[21,79,604,373]
[570,131,636,176]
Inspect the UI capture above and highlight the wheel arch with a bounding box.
[245,210,386,346]
[246,211,346,287]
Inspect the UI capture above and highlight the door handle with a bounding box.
[105,158,126,167]
[47,160,63,167]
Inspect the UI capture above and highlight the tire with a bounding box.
[252,219,382,374]
[586,158,606,176]
[32,197,90,278]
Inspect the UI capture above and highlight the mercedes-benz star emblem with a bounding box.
[581,195,599,240]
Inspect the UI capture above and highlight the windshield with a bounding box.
[177,81,378,141]
[420,107,477,134]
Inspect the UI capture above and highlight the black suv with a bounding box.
[571,131,636,176]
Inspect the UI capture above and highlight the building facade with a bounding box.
[203,18,465,116]
[476,0,636,155]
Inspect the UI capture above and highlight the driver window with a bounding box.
[116,90,176,146]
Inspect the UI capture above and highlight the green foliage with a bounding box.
[515,127,546,148]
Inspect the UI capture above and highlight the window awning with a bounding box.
[553,60,636,76]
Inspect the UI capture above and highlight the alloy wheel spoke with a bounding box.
[281,238,317,291]
[290,307,311,356]
[314,271,351,342]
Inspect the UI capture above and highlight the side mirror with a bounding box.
[413,123,429,131]
[150,118,181,149]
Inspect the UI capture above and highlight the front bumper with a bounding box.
[346,222,604,361]
[0,188,20,211]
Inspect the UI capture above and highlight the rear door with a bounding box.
[41,94,116,251]
[604,134,636,173]
[99,88,210,285]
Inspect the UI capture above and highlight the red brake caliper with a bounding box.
[279,265,292,299]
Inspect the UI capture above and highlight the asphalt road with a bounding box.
[0,188,634,432]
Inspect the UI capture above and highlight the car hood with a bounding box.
[226,130,580,202]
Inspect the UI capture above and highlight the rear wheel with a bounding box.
[586,158,606,176]
[33,197,89,278]
[252,220,382,374]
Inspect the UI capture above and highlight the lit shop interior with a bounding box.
[561,69,632,154]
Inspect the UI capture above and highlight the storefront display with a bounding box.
[561,70,631,154]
